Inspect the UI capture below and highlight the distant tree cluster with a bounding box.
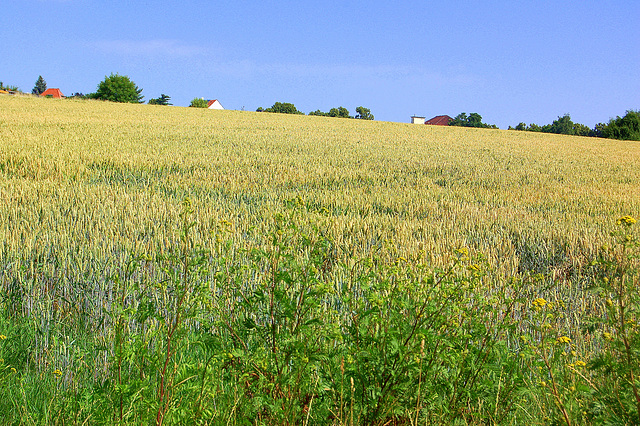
[0,81,20,91]
[258,102,374,120]
[596,111,640,141]
[309,106,351,118]
[257,102,304,115]
[355,106,374,120]
[149,94,172,106]
[189,98,208,108]
[449,112,497,129]
[509,111,640,141]
[88,73,144,103]
[510,114,593,136]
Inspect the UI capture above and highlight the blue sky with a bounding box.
[2,1,638,128]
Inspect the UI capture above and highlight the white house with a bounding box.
[207,99,224,110]
[410,115,425,124]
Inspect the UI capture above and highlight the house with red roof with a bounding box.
[425,115,453,126]
[40,88,64,99]
[207,99,224,110]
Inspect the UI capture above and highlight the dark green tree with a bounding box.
[32,76,47,95]
[450,112,468,126]
[148,94,172,105]
[467,112,483,127]
[355,106,374,120]
[450,112,497,128]
[548,114,575,135]
[90,73,143,103]
[189,98,208,108]
[600,110,640,141]
[573,122,593,137]
[263,102,304,114]
[328,106,351,118]
[308,109,329,116]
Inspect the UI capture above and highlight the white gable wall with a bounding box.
[208,100,224,110]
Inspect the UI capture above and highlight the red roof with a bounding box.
[425,115,453,126]
[40,88,64,98]
[207,99,219,107]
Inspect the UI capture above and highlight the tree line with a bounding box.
[15,74,638,139]
[508,112,640,141]
[447,111,640,141]
[255,102,374,120]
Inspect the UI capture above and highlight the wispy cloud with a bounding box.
[207,60,481,88]
[91,39,208,58]
[264,62,480,85]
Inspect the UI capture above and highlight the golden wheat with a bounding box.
[3,96,638,275]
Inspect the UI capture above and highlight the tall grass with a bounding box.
[1,95,639,424]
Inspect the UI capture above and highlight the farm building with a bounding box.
[40,88,64,98]
[425,115,453,126]
[410,115,425,124]
[207,99,224,110]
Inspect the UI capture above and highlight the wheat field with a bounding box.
[2,95,638,273]
[1,94,639,424]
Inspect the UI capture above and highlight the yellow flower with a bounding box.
[0,335,6,340]
[556,336,571,344]
[617,215,636,226]
[53,369,62,377]
[603,332,613,340]
[574,360,586,368]
[532,298,547,310]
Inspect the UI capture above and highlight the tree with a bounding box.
[548,114,575,135]
[573,122,593,137]
[189,98,208,108]
[149,94,172,106]
[449,112,497,129]
[328,106,351,118]
[90,73,143,103]
[600,110,640,141]
[32,76,47,95]
[308,109,328,117]
[355,106,374,120]
[263,102,304,114]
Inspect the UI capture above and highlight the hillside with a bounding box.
[1,95,640,424]
[2,95,639,271]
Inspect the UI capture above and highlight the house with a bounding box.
[207,99,224,110]
[40,88,64,99]
[425,115,453,126]
[410,115,425,124]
